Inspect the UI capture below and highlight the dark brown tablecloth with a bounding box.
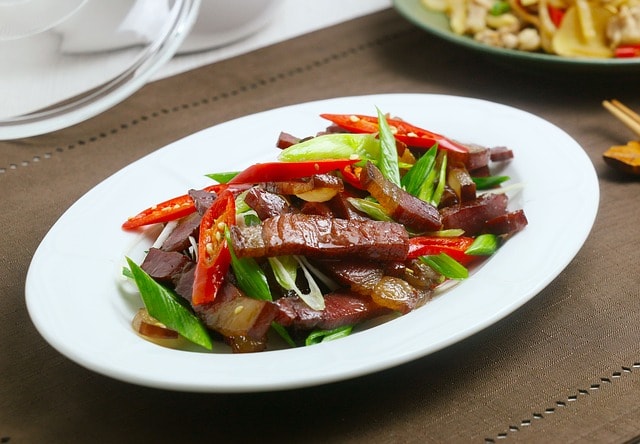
[2,8,640,444]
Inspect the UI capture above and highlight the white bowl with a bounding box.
[180,0,283,53]
[0,0,200,140]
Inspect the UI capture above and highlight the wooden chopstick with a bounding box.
[602,99,640,138]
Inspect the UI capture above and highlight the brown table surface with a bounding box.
[2,8,640,444]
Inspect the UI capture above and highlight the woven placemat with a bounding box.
[2,8,639,443]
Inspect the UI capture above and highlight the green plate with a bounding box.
[394,0,640,73]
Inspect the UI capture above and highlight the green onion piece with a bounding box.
[376,108,401,187]
[225,228,272,301]
[268,256,325,310]
[243,213,261,226]
[420,253,469,279]
[297,255,340,291]
[268,255,299,291]
[472,175,510,190]
[271,322,296,347]
[420,163,439,203]
[305,325,353,346]
[424,229,466,237]
[346,197,392,221]
[277,133,380,163]
[205,171,238,183]
[490,0,510,15]
[398,161,415,171]
[431,150,448,206]
[122,266,133,279]
[401,144,437,196]
[234,190,261,226]
[125,258,213,350]
[465,234,499,256]
[295,256,326,310]
[234,189,252,214]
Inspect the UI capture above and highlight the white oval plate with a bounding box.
[25,94,598,392]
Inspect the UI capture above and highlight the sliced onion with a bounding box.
[295,187,340,202]
[132,308,180,341]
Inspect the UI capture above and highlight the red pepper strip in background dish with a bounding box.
[407,236,478,265]
[191,190,236,306]
[320,113,469,154]
[547,4,565,28]
[122,184,226,229]
[615,44,640,58]
[227,159,360,185]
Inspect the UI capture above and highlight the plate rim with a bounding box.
[25,93,600,392]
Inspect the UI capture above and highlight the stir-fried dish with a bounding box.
[421,0,640,58]
[122,110,528,353]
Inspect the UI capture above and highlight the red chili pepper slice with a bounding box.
[407,236,478,265]
[123,160,357,229]
[547,4,565,28]
[340,164,365,189]
[320,113,469,153]
[122,184,226,230]
[228,159,360,185]
[614,44,640,58]
[191,190,236,306]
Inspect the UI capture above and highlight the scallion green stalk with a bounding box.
[225,228,272,301]
[271,322,297,347]
[268,255,299,291]
[418,166,438,203]
[125,257,213,350]
[205,171,238,183]
[430,150,448,206]
[346,197,393,221]
[268,256,325,311]
[401,145,437,197]
[472,175,510,190]
[420,253,469,279]
[234,190,261,226]
[465,233,500,256]
[305,325,353,346]
[277,133,380,163]
[376,108,401,187]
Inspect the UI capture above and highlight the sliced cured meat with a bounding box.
[230,213,409,261]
